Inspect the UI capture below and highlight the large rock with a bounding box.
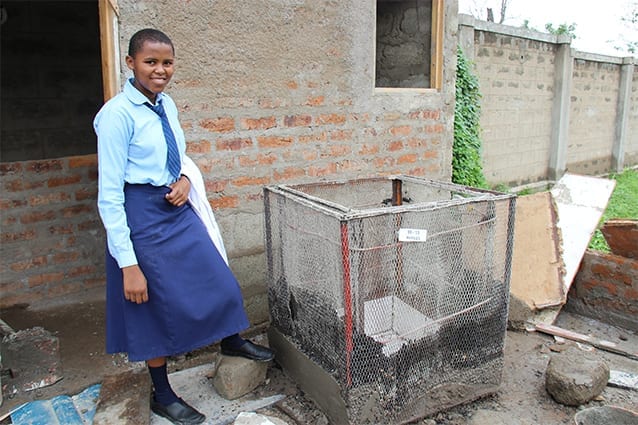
[213,355,268,400]
[545,346,609,406]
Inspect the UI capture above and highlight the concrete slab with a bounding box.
[550,173,616,295]
[150,364,285,425]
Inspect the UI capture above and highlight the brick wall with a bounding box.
[567,250,638,331]
[0,155,104,307]
[568,60,620,175]
[0,0,458,318]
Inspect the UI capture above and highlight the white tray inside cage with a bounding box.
[339,295,440,357]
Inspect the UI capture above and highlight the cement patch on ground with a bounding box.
[151,364,285,425]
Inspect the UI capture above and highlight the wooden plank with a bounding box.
[430,0,444,90]
[534,323,638,361]
[98,0,121,101]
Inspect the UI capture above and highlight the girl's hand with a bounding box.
[165,175,191,206]
[122,265,148,303]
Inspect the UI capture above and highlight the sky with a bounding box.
[458,0,637,57]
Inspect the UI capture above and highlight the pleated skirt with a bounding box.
[105,184,249,361]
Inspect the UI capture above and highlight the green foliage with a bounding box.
[589,168,638,252]
[453,47,488,189]
[545,22,577,40]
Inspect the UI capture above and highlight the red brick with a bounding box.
[258,136,293,148]
[238,153,278,167]
[205,180,229,193]
[29,192,71,207]
[284,115,312,127]
[388,141,404,152]
[0,199,27,210]
[0,162,23,175]
[27,159,63,173]
[398,154,418,164]
[48,282,83,298]
[374,157,396,168]
[287,80,298,89]
[68,265,97,277]
[20,210,56,224]
[53,251,80,263]
[78,219,102,231]
[330,130,353,141]
[302,151,318,161]
[389,126,412,136]
[423,150,438,159]
[76,187,97,201]
[211,196,239,209]
[316,114,346,125]
[425,124,445,133]
[241,117,277,130]
[298,132,327,143]
[274,167,306,181]
[10,256,48,272]
[29,272,64,288]
[306,96,325,106]
[232,176,270,187]
[61,204,94,217]
[1,230,37,243]
[308,163,337,177]
[259,98,284,109]
[4,179,23,192]
[216,138,253,151]
[200,117,235,132]
[187,140,212,154]
[68,155,97,168]
[408,167,427,176]
[48,175,82,187]
[359,145,379,155]
[326,145,351,157]
[49,225,74,235]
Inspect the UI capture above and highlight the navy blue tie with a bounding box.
[145,100,181,180]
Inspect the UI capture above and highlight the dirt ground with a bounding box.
[1,289,637,425]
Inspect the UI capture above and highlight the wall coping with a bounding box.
[459,13,637,65]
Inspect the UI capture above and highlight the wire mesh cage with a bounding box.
[264,176,516,424]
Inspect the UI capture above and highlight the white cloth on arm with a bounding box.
[181,155,229,265]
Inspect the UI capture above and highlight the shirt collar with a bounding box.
[124,77,165,106]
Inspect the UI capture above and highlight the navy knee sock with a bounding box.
[148,363,179,406]
[222,333,246,349]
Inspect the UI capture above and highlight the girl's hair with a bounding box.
[128,28,174,56]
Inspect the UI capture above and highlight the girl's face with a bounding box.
[126,40,175,103]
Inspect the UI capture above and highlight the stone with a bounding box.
[213,355,268,400]
[545,346,609,406]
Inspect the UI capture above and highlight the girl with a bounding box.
[94,28,273,425]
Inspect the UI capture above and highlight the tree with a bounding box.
[614,1,637,54]
[464,0,512,24]
[545,22,577,40]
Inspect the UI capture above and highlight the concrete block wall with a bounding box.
[0,1,458,318]
[569,58,621,175]
[459,15,637,187]
[567,250,638,331]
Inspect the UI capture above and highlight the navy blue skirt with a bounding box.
[105,184,249,361]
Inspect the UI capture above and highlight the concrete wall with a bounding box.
[459,15,638,187]
[0,1,458,321]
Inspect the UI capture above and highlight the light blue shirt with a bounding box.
[94,78,186,268]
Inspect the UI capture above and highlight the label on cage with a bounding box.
[398,228,428,242]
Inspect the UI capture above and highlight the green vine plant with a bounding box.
[453,47,489,189]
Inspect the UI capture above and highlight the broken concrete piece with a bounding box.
[550,173,616,296]
[234,411,288,425]
[0,327,62,395]
[509,192,565,324]
[574,405,638,425]
[93,369,151,425]
[545,347,609,406]
[213,355,268,400]
[601,219,638,259]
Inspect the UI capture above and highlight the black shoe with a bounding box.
[220,339,275,362]
[151,396,206,425]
